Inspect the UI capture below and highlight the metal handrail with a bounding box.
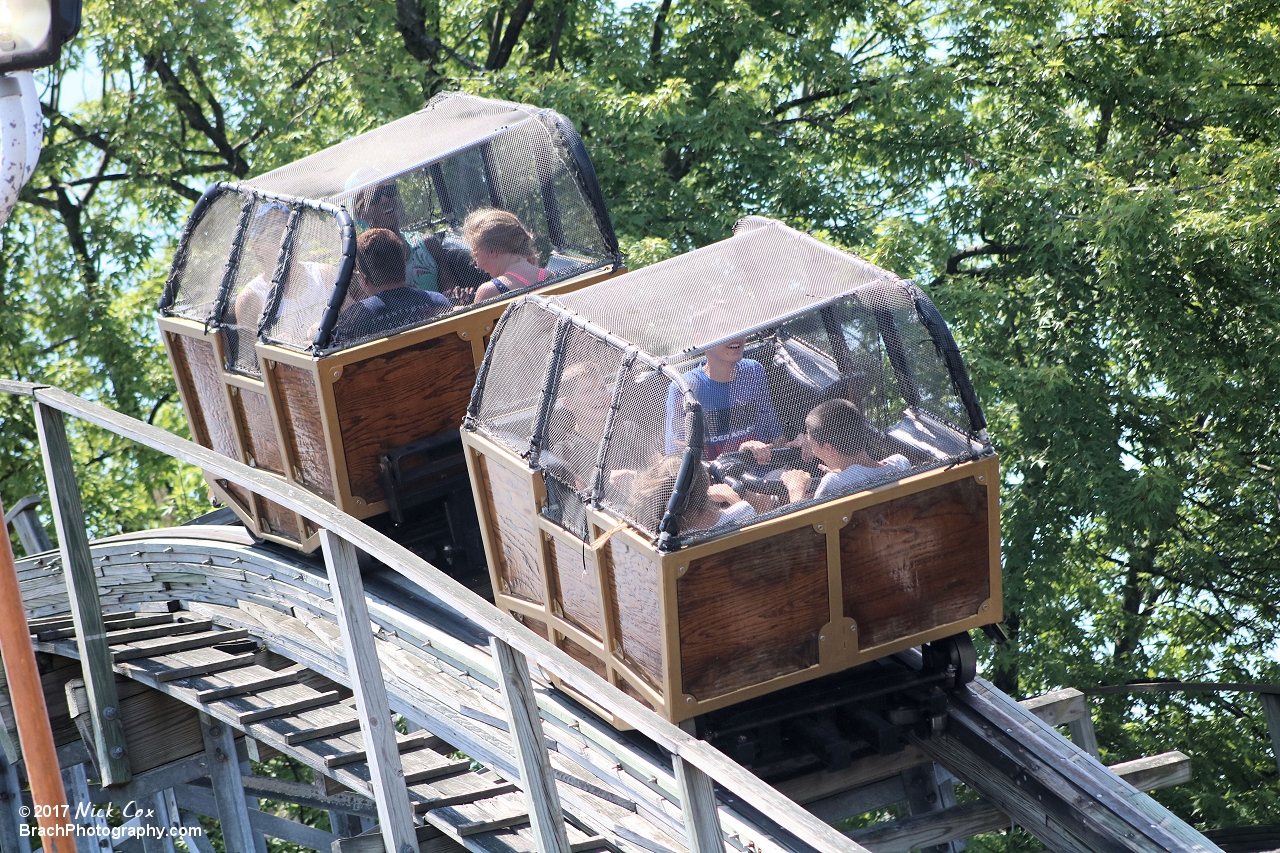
[0,379,872,853]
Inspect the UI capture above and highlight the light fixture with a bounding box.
[0,0,80,73]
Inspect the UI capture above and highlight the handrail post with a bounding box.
[673,724,724,853]
[489,637,571,853]
[33,401,132,785]
[319,528,417,853]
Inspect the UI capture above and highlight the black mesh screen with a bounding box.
[470,218,991,549]
[162,92,620,362]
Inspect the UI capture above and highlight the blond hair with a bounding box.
[462,208,536,258]
[630,454,709,532]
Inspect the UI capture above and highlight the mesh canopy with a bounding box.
[160,92,620,363]
[468,217,991,550]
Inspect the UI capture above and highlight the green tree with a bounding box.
[1,0,1278,840]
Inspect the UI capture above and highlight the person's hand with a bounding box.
[780,469,812,503]
[739,440,772,465]
[707,483,742,507]
[787,433,814,463]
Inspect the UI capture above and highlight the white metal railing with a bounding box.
[0,379,874,853]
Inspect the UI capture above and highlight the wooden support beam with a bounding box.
[4,494,53,555]
[34,401,132,785]
[0,745,32,853]
[319,529,417,853]
[198,713,257,853]
[897,764,959,853]
[1020,688,1098,757]
[849,751,1193,852]
[1261,694,1280,777]
[489,636,571,853]
[173,783,337,851]
[673,755,724,853]
[62,762,112,853]
[774,745,931,804]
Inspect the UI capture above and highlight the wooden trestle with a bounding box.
[1,528,1214,853]
[0,380,1225,853]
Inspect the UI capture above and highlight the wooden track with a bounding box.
[3,526,1218,853]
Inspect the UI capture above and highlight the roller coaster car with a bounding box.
[157,93,623,557]
[462,217,1001,725]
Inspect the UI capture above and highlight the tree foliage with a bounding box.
[1,0,1278,839]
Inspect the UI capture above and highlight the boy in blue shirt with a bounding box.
[665,338,783,462]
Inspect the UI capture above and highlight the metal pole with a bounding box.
[0,493,75,853]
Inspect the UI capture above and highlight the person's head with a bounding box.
[249,201,289,274]
[631,454,710,531]
[804,399,873,466]
[462,209,536,276]
[354,183,405,231]
[705,338,747,371]
[355,228,409,292]
[560,363,605,412]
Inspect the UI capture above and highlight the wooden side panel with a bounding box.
[616,678,654,711]
[559,636,606,679]
[841,477,991,649]
[514,612,549,640]
[272,362,335,499]
[478,456,545,604]
[548,536,604,641]
[176,336,238,461]
[166,331,211,448]
[604,538,663,690]
[232,388,284,474]
[679,526,829,701]
[332,333,477,505]
[255,495,301,543]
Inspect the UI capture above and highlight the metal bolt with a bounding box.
[677,566,686,575]
[460,331,470,340]
[842,516,849,523]
[982,603,989,610]
[102,706,117,721]
[819,635,825,642]
[977,475,986,483]
[686,697,693,703]
[402,845,415,853]
[110,746,125,760]
[209,724,223,738]
[816,524,825,532]
[850,624,857,631]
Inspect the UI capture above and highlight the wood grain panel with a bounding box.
[256,495,301,542]
[233,388,284,474]
[679,526,828,700]
[176,336,239,461]
[166,332,210,448]
[616,677,654,711]
[515,612,549,640]
[479,456,544,604]
[332,333,477,504]
[548,535,603,640]
[604,538,663,690]
[559,636,606,679]
[841,477,991,649]
[272,362,335,499]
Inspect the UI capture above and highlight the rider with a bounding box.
[664,337,783,463]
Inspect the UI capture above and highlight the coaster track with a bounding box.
[0,380,1224,853]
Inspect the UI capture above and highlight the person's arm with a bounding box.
[472,280,502,303]
[780,469,812,503]
[664,380,685,455]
